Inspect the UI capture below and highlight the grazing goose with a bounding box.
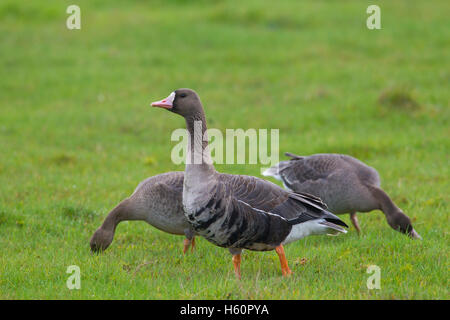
[90,171,197,253]
[151,89,348,278]
[263,152,421,239]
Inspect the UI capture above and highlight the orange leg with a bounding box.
[191,237,196,252]
[183,238,191,254]
[275,245,292,276]
[183,237,196,254]
[232,254,241,280]
[350,212,361,235]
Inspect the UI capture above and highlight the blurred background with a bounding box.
[0,0,448,299]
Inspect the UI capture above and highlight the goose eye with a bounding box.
[179,93,187,98]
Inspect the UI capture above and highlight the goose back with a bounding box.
[264,153,382,214]
[129,171,188,235]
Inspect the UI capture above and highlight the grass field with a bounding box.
[0,0,448,299]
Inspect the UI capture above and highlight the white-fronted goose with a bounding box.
[151,89,348,278]
[90,171,197,253]
[263,152,421,239]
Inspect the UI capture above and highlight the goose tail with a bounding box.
[284,152,304,160]
[262,153,304,179]
[286,209,348,235]
[282,213,348,244]
[262,164,281,179]
[318,220,348,235]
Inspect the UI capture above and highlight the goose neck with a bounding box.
[100,200,129,232]
[184,112,215,174]
[369,185,400,215]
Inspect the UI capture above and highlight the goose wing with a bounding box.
[219,173,345,227]
[283,153,341,182]
[264,153,347,192]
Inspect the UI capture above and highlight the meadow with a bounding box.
[0,0,448,299]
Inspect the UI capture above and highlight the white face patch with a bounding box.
[166,91,175,105]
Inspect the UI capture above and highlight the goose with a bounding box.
[263,152,422,239]
[90,171,197,253]
[151,88,348,278]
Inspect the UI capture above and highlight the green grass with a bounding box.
[0,0,449,299]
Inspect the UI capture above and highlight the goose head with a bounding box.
[151,88,203,118]
[90,227,114,252]
[387,209,422,240]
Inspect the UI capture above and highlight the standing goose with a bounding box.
[151,89,348,278]
[263,152,421,239]
[90,171,197,253]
